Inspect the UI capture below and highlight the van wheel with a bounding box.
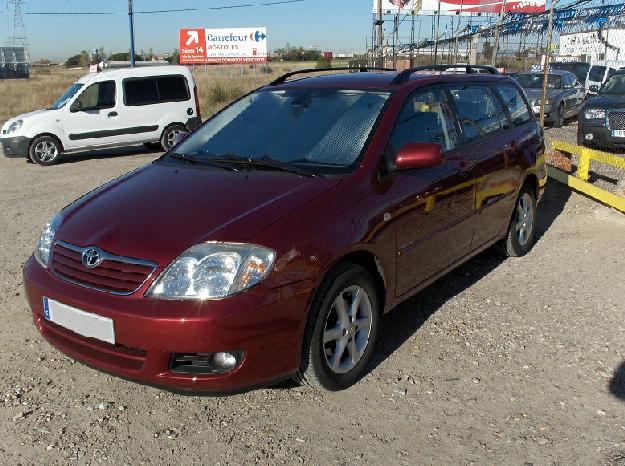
[297,264,380,391]
[160,125,186,151]
[29,136,61,166]
[497,185,537,257]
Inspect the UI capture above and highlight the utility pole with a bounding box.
[433,1,442,65]
[491,0,508,67]
[376,0,383,67]
[128,0,136,67]
[411,9,415,67]
[539,0,558,126]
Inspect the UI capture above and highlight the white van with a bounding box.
[586,60,625,95]
[0,65,201,165]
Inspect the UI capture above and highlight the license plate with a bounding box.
[43,297,115,345]
[612,130,625,138]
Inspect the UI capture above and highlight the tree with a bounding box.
[482,41,494,62]
[167,49,180,65]
[79,50,90,67]
[108,52,130,61]
[65,54,82,68]
[316,56,332,69]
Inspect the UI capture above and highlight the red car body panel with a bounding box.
[23,71,547,392]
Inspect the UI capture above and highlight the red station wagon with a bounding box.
[23,65,547,392]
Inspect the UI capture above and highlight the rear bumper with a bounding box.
[23,256,316,393]
[1,136,30,158]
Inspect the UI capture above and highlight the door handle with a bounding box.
[107,111,118,118]
[459,158,476,174]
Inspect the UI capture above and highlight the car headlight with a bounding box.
[584,108,606,120]
[544,99,552,105]
[147,242,276,300]
[35,213,63,267]
[7,119,23,134]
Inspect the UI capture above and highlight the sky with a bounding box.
[0,0,375,61]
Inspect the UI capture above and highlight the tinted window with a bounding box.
[390,87,458,152]
[494,84,532,126]
[589,65,607,81]
[124,78,159,106]
[75,80,116,111]
[124,75,190,106]
[157,76,189,101]
[516,73,562,89]
[450,85,506,143]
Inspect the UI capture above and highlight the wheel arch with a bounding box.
[29,132,64,153]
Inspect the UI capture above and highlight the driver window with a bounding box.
[449,85,506,143]
[389,87,458,153]
[74,80,116,111]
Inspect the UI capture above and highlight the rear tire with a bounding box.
[160,124,186,151]
[29,136,61,166]
[298,264,380,391]
[497,184,537,258]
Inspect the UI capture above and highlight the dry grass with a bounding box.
[0,62,318,125]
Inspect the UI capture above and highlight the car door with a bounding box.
[62,79,120,150]
[447,83,516,250]
[389,86,477,297]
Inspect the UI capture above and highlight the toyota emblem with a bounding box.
[81,247,103,269]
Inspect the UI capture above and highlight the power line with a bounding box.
[22,0,305,15]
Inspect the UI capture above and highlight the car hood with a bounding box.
[2,109,55,132]
[584,95,625,109]
[523,88,561,102]
[57,163,341,265]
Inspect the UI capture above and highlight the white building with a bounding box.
[559,28,625,63]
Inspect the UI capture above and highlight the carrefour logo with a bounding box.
[250,30,267,42]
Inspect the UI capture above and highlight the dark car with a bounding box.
[550,61,590,84]
[578,70,625,150]
[23,65,547,392]
[515,70,585,127]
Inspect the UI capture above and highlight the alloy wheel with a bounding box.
[34,141,58,163]
[515,193,534,247]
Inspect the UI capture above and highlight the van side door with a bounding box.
[62,80,119,150]
[389,86,477,297]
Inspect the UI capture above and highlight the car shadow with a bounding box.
[610,361,625,401]
[364,179,571,380]
[58,144,161,164]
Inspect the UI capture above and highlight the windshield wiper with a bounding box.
[168,152,239,171]
[208,154,317,177]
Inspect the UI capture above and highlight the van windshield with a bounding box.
[169,88,390,174]
[48,83,84,110]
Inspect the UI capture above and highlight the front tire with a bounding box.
[552,104,564,128]
[298,264,380,391]
[497,184,537,257]
[160,124,186,151]
[29,136,61,166]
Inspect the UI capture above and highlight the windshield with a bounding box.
[169,88,391,174]
[588,65,607,82]
[48,83,84,110]
[601,74,625,94]
[516,73,562,89]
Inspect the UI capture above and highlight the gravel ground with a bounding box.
[545,121,625,196]
[1,148,625,465]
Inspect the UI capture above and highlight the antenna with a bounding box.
[8,0,28,56]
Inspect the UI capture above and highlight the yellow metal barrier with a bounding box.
[549,140,625,213]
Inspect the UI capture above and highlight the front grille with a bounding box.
[51,241,157,295]
[608,110,625,130]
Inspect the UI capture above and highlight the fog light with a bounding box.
[585,133,594,141]
[170,351,244,374]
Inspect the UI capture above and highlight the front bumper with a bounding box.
[1,135,30,158]
[23,256,315,392]
[532,105,554,121]
[578,121,625,150]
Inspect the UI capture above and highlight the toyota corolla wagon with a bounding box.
[23,65,547,392]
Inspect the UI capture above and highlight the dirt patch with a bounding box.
[1,149,624,464]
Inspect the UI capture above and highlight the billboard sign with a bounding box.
[372,0,545,14]
[179,27,268,64]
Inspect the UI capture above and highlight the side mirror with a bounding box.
[172,131,189,146]
[70,100,83,113]
[395,142,443,170]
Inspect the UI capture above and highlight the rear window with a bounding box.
[449,85,506,143]
[589,65,607,82]
[123,75,190,106]
[494,84,532,126]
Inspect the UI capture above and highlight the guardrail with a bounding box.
[548,140,625,214]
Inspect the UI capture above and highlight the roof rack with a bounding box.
[392,64,500,84]
[269,67,396,86]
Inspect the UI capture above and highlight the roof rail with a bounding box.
[391,64,500,84]
[269,67,396,86]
